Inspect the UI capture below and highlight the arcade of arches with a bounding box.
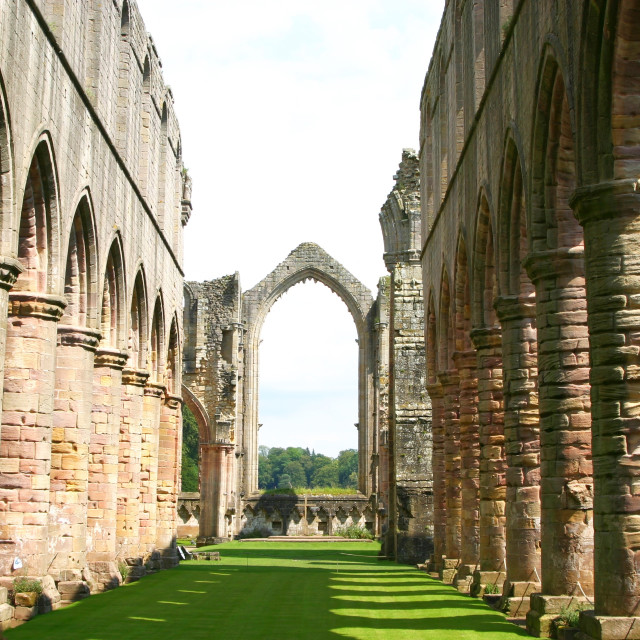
[2,0,640,639]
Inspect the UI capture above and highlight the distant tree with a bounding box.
[278,474,292,489]
[258,445,270,457]
[283,460,306,488]
[337,449,358,488]
[181,405,200,492]
[311,461,339,488]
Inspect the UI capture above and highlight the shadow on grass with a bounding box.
[4,543,529,640]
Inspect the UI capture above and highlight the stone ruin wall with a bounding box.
[0,0,188,628]
[380,150,432,565]
[421,1,640,638]
[182,158,433,563]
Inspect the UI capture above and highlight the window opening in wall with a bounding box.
[181,404,200,493]
[258,280,358,495]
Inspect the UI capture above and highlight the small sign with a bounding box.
[177,546,186,560]
[12,557,22,570]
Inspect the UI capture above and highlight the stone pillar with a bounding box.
[470,327,506,596]
[437,369,461,583]
[199,443,234,541]
[0,292,65,577]
[524,248,594,635]
[571,180,640,636]
[426,381,445,573]
[87,347,128,591]
[495,295,541,617]
[49,326,101,577]
[156,393,182,568]
[117,368,149,565]
[0,258,23,417]
[452,349,480,593]
[139,382,164,562]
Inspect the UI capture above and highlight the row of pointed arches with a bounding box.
[8,132,180,388]
[423,0,640,624]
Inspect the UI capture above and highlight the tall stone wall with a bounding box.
[421,1,640,637]
[380,150,432,564]
[0,0,188,626]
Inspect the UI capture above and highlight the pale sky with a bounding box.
[136,0,445,457]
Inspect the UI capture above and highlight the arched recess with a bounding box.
[128,268,148,370]
[472,190,498,329]
[438,267,452,373]
[426,292,438,386]
[241,243,374,495]
[62,193,98,328]
[166,315,180,394]
[14,137,60,293]
[157,102,168,228]
[149,293,165,382]
[100,236,126,349]
[181,384,212,443]
[453,233,480,568]
[0,74,13,255]
[528,47,593,597]
[138,55,152,197]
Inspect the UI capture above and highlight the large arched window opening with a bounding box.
[258,280,358,492]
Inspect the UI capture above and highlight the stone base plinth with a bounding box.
[470,570,506,597]
[454,564,475,594]
[575,611,640,640]
[526,593,591,638]
[439,557,460,584]
[499,580,540,617]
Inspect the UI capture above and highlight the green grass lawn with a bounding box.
[4,542,529,640]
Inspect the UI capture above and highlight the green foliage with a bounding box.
[258,446,357,492]
[261,487,358,496]
[333,524,374,539]
[118,560,130,581]
[181,405,200,492]
[12,578,42,595]
[483,582,499,595]
[556,603,588,629]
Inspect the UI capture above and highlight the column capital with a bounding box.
[437,369,460,388]
[452,349,476,369]
[494,295,536,322]
[470,325,502,350]
[57,325,101,351]
[122,368,150,387]
[0,256,23,291]
[8,291,66,320]
[570,178,640,225]
[94,347,129,369]
[426,381,443,398]
[523,247,584,284]
[144,381,166,398]
[164,393,183,410]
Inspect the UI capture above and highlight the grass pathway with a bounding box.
[5,542,529,639]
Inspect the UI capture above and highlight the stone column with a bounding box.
[524,248,594,635]
[437,369,461,583]
[117,368,149,567]
[0,258,22,417]
[49,325,101,577]
[470,327,506,596]
[156,393,182,568]
[572,180,640,636]
[139,382,165,563]
[426,381,445,573]
[0,292,65,577]
[495,295,541,617]
[199,443,234,541]
[452,349,480,593]
[87,347,128,591]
